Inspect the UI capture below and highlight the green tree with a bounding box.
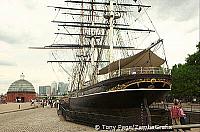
[186,42,200,65]
[171,42,200,100]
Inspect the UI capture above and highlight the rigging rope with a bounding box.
[139,0,169,68]
[53,8,60,21]
[139,0,160,39]
[52,52,72,77]
[50,61,60,82]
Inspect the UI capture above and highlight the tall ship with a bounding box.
[33,0,172,125]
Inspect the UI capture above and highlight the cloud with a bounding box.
[22,0,39,10]
[186,26,199,34]
[0,1,34,45]
[0,0,54,46]
[150,0,199,21]
[0,60,17,66]
[0,27,31,44]
[0,79,13,94]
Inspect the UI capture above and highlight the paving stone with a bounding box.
[0,108,96,132]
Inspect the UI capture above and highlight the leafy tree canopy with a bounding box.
[171,42,200,100]
[186,42,200,65]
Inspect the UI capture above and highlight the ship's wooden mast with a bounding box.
[30,0,156,89]
[77,0,85,91]
[90,0,97,84]
[108,0,114,64]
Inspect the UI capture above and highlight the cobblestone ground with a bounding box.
[0,108,96,132]
[0,107,199,132]
[0,103,36,113]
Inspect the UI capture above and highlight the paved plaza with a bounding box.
[0,103,199,132]
[0,103,36,114]
[0,106,95,132]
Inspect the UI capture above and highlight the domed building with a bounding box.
[7,73,36,102]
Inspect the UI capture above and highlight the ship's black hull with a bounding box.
[70,89,168,113]
[65,74,171,125]
[69,74,171,113]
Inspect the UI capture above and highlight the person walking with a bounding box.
[179,104,186,124]
[170,99,183,132]
[42,100,45,108]
[31,99,34,106]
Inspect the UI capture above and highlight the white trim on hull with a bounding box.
[70,88,171,99]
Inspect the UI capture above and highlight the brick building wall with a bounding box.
[7,92,36,102]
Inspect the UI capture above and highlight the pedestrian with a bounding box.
[42,100,45,108]
[50,100,53,108]
[170,99,183,132]
[179,104,186,124]
[31,99,34,106]
[179,103,190,132]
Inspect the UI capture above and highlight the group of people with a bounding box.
[170,99,188,131]
[41,99,59,108]
[30,99,59,108]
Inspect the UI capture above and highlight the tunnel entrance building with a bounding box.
[6,73,36,102]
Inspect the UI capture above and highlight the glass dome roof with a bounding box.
[8,79,35,92]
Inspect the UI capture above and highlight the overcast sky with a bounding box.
[0,0,199,94]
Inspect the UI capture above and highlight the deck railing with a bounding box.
[110,67,171,78]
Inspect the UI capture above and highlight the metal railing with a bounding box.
[110,67,171,78]
[150,103,200,112]
[150,103,200,124]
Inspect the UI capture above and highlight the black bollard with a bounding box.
[19,105,20,109]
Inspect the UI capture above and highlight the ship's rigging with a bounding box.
[30,0,168,92]
[30,0,172,126]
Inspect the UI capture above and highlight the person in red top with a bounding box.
[170,99,183,132]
